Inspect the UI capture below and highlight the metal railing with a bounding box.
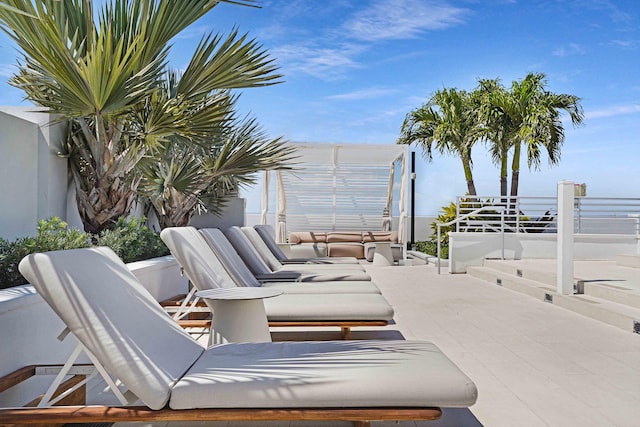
[437,206,505,274]
[434,195,640,274]
[455,196,640,235]
[455,196,557,234]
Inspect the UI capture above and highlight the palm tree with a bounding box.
[138,117,297,228]
[506,73,583,198]
[0,0,281,233]
[477,74,583,199]
[475,78,516,199]
[398,88,481,196]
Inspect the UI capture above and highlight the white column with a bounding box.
[260,171,269,225]
[557,181,575,295]
[275,171,287,243]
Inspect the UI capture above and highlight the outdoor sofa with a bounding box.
[287,230,404,261]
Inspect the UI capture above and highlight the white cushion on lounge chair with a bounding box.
[171,340,478,409]
[161,227,394,320]
[18,247,204,410]
[242,226,364,271]
[259,281,379,294]
[262,293,393,321]
[160,226,236,290]
[199,228,380,294]
[225,227,372,282]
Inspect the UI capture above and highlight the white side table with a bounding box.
[196,288,282,345]
[372,242,394,266]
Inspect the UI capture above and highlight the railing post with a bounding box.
[515,196,520,232]
[557,181,575,295]
[501,209,505,260]
[437,224,442,275]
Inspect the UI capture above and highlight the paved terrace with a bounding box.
[115,261,640,427]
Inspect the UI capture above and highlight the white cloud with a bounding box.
[586,104,640,119]
[610,39,640,49]
[344,0,469,41]
[553,43,585,58]
[267,0,468,81]
[271,42,364,80]
[325,87,399,101]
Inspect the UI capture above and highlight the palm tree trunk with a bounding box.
[500,149,508,200]
[461,158,477,196]
[509,142,521,216]
[70,161,139,233]
[510,142,521,198]
[69,118,141,234]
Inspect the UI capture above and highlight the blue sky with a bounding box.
[1,0,639,215]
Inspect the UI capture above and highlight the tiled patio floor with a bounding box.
[363,262,640,427]
[112,261,640,427]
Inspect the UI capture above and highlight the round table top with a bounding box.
[196,287,283,301]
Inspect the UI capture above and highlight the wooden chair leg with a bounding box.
[341,326,351,340]
[353,421,371,427]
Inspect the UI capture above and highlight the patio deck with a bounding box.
[97,261,640,426]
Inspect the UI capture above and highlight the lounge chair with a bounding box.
[241,226,366,271]
[225,226,373,282]
[2,247,477,426]
[161,227,393,338]
[254,224,360,264]
[199,227,381,295]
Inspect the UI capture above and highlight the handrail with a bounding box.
[437,206,505,274]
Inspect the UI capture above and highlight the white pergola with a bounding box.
[261,143,410,244]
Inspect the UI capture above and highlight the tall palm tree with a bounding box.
[398,88,481,196]
[506,73,583,198]
[477,74,583,198]
[0,0,281,233]
[475,78,516,198]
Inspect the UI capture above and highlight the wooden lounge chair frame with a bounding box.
[1,403,441,427]
[0,364,440,427]
[0,336,439,427]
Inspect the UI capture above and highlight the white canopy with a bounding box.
[262,143,410,244]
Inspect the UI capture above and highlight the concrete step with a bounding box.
[583,281,640,310]
[482,259,640,310]
[407,251,448,267]
[552,293,640,333]
[617,254,640,268]
[467,266,555,301]
[467,265,640,334]
[483,259,557,287]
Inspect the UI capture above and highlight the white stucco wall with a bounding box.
[0,108,70,240]
[449,232,640,273]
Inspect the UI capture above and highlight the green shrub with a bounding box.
[0,216,169,290]
[414,240,449,259]
[0,217,91,289]
[95,217,169,263]
[0,237,32,288]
